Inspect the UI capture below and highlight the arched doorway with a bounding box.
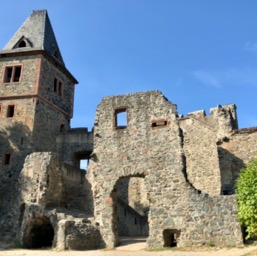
[22,216,54,249]
[111,175,149,246]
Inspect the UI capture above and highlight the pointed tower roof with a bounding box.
[3,10,65,66]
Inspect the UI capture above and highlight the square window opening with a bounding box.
[4,66,22,83]
[115,109,127,129]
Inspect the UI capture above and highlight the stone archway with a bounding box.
[22,216,54,248]
[110,175,149,246]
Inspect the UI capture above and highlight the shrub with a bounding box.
[236,155,257,239]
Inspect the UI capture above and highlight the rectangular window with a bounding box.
[58,81,63,96]
[3,154,11,165]
[54,77,63,97]
[4,65,22,83]
[0,104,1,116]
[115,108,127,129]
[7,105,15,118]
[152,119,168,129]
[54,78,58,92]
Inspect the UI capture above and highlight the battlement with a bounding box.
[180,104,238,134]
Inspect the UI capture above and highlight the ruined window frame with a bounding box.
[3,65,23,83]
[114,107,128,129]
[6,104,15,118]
[151,119,168,129]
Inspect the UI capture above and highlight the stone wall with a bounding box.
[18,152,98,250]
[33,99,69,151]
[0,55,39,96]
[87,91,243,248]
[179,117,221,195]
[57,128,93,168]
[178,104,238,195]
[39,57,75,116]
[219,128,257,192]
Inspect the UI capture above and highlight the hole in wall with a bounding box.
[163,229,180,247]
[23,216,54,249]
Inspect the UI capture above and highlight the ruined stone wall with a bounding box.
[87,91,243,248]
[117,177,149,216]
[179,117,221,195]
[219,128,257,191]
[117,198,148,236]
[18,152,98,250]
[178,104,238,196]
[61,163,93,214]
[56,128,93,167]
[19,152,63,207]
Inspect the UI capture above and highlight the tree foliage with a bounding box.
[236,156,257,239]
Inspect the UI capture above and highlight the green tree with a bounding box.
[236,155,257,239]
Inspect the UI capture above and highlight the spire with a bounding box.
[2,10,65,66]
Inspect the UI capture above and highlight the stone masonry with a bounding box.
[1,9,257,250]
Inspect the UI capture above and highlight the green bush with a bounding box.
[236,155,257,239]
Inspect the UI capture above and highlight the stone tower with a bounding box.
[0,10,77,241]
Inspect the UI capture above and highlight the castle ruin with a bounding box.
[1,10,257,250]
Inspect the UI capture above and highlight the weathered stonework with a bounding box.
[86,91,243,248]
[1,9,257,251]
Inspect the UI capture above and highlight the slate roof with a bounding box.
[2,10,65,67]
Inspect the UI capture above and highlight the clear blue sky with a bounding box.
[1,1,257,129]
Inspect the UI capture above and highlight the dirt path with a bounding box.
[1,246,257,256]
[1,238,257,256]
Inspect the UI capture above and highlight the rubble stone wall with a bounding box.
[179,117,221,195]
[87,91,243,248]
[219,128,257,190]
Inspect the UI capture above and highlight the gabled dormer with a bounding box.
[12,36,32,49]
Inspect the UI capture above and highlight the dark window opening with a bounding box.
[54,50,60,59]
[5,67,12,83]
[134,217,137,225]
[54,78,63,97]
[4,66,22,83]
[54,78,57,92]
[115,108,127,129]
[18,40,26,48]
[60,124,65,132]
[152,120,168,128]
[58,81,63,96]
[4,154,11,165]
[163,229,180,247]
[13,66,21,82]
[7,105,15,117]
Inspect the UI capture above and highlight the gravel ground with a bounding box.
[1,246,257,256]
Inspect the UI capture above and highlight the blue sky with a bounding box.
[1,1,257,129]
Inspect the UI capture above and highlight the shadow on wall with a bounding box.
[0,122,32,245]
[218,147,245,195]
